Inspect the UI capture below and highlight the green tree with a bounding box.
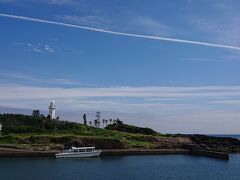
[89,121,92,126]
[83,114,87,125]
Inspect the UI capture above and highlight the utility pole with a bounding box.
[95,111,101,128]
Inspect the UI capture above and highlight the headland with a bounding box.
[0,114,239,160]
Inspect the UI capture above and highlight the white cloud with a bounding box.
[43,44,54,53]
[127,15,173,37]
[58,13,174,37]
[58,15,112,29]
[0,0,81,6]
[0,0,16,3]
[153,110,240,134]
[188,2,240,47]
[2,70,240,106]
[180,58,221,62]
[15,42,55,53]
[1,84,240,100]
[190,17,240,46]
[1,83,240,133]
[210,100,240,105]
[34,0,80,6]
[0,71,81,86]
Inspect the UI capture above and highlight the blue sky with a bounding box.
[1,0,240,133]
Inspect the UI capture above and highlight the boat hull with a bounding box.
[55,150,102,159]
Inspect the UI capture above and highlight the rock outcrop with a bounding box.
[178,134,240,153]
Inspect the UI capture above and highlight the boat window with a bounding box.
[73,149,78,153]
[86,148,93,152]
[79,149,85,152]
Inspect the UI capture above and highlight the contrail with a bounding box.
[1,13,240,50]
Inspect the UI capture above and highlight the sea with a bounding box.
[207,134,240,139]
[1,134,240,180]
[0,154,240,180]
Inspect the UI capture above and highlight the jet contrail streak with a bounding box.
[1,13,240,50]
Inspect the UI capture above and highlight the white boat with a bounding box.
[55,146,102,158]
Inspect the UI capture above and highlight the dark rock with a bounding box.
[81,138,124,149]
[177,134,240,153]
[155,137,192,149]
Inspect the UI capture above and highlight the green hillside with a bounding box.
[0,114,161,149]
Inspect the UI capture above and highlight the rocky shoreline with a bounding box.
[0,134,239,160]
[180,134,240,153]
[0,147,230,160]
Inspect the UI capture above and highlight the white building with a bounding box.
[49,100,56,119]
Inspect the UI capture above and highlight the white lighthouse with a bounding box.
[49,100,56,119]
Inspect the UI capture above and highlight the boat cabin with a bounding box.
[71,147,96,153]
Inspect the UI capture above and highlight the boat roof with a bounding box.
[71,146,95,150]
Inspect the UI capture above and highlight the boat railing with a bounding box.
[62,147,97,153]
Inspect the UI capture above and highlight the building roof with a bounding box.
[71,146,95,150]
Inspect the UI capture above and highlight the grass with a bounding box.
[122,140,157,149]
[0,114,168,149]
[0,134,19,144]
[0,129,166,149]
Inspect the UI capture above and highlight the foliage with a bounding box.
[105,123,157,135]
[0,113,85,134]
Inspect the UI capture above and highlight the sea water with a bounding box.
[0,154,240,180]
[207,134,240,139]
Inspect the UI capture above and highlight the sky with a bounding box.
[1,0,240,134]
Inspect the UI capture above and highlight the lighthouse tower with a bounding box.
[49,100,56,119]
